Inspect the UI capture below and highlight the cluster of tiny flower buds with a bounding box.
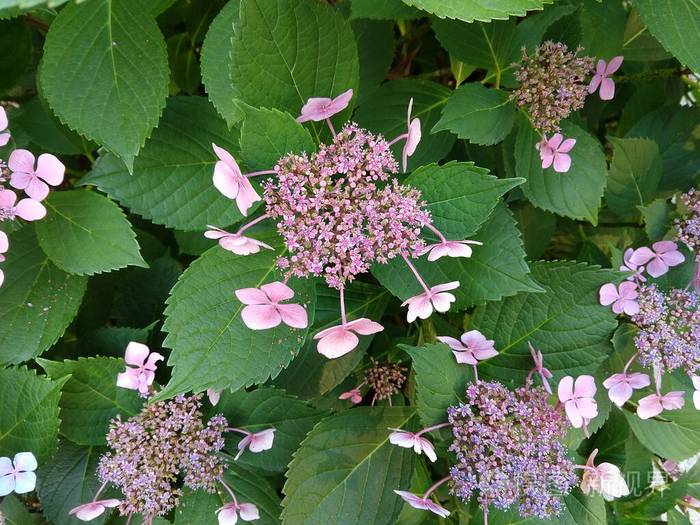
[363,358,407,405]
[676,189,700,277]
[0,106,65,287]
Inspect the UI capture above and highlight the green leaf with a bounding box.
[401,0,550,22]
[405,161,524,238]
[516,119,607,225]
[354,79,454,172]
[622,9,673,63]
[472,261,618,383]
[0,494,43,525]
[8,97,83,156]
[35,441,110,525]
[274,282,390,399]
[37,357,143,446]
[401,343,467,426]
[239,107,315,170]
[512,202,557,260]
[639,198,673,242]
[478,491,606,525]
[433,84,516,145]
[200,0,244,126]
[578,0,626,59]
[350,0,421,19]
[158,231,315,399]
[230,0,359,121]
[282,407,417,525]
[167,33,201,95]
[635,0,700,74]
[372,204,542,308]
[0,367,67,462]
[35,191,147,276]
[605,137,662,220]
[0,226,87,365]
[39,0,169,170]
[218,387,329,472]
[351,19,395,104]
[0,18,31,94]
[82,96,245,231]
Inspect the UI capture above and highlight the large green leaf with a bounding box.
[578,0,626,59]
[35,191,146,276]
[635,0,700,74]
[605,137,662,219]
[350,0,421,19]
[0,18,31,94]
[472,261,618,383]
[39,0,169,170]
[282,407,417,525]
[351,19,395,104]
[0,226,87,365]
[372,204,541,308]
[0,494,44,525]
[82,96,244,231]
[158,231,315,399]
[516,119,607,225]
[218,387,329,472]
[37,357,143,446]
[354,79,454,172]
[477,491,606,525]
[230,0,359,122]
[274,282,390,399]
[433,84,516,145]
[401,0,550,22]
[0,367,67,462]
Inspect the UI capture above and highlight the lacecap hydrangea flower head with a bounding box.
[205,89,480,360]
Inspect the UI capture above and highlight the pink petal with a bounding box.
[217,505,239,525]
[316,328,359,358]
[574,375,597,398]
[599,283,619,306]
[418,437,437,462]
[637,395,663,419]
[0,474,15,497]
[629,247,655,266]
[13,452,37,472]
[73,503,108,521]
[548,133,564,149]
[558,138,576,153]
[0,231,8,254]
[204,226,230,239]
[329,88,354,114]
[277,303,308,329]
[235,178,261,216]
[144,351,164,370]
[0,269,5,288]
[621,298,640,316]
[646,257,669,278]
[564,400,584,428]
[249,429,275,452]
[0,189,17,209]
[235,287,270,305]
[595,59,607,75]
[207,388,221,406]
[628,373,651,389]
[35,153,65,186]
[389,430,417,448]
[404,118,421,158]
[605,56,624,75]
[13,471,36,494]
[238,503,260,521]
[602,373,624,389]
[452,350,477,365]
[660,250,685,267]
[0,132,9,147]
[473,347,498,360]
[608,381,633,407]
[552,152,572,173]
[241,304,282,330]
[618,281,639,299]
[431,281,460,293]
[0,107,7,132]
[297,97,333,122]
[540,151,554,169]
[404,295,432,323]
[558,376,575,403]
[425,243,451,261]
[212,143,238,167]
[460,330,486,347]
[588,74,602,94]
[15,198,46,221]
[653,240,678,253]
[0,458,13,476]
[599,77,615,100]
[345,318,384,336]
[116,369,140,390]
[213,161,241,199]
[661,391,685,410]
[260,281,294,303]
[436,336,466,351]
[8,149,35,174]
[431,292,455,312]
[23,178,50,202]
[576,397,599,419]
[9,171,34,191]
[124,342,150,366]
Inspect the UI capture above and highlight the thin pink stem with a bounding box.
[92,480,108,502]
[574,464,598,473]
[219,477,238,506]
[236,213,270,235]
[340,287,347,325]
[226,427,251,436]
[245,169,276,178]
[473,364,479,382]
[386,133,409,148]
[525,369,535,383]
[325,117,336,137]
[402,255,431,295]
[422,476,450,499]
[125,514,133,525]
[622,352,639,374]
[484,506,489,525]
[416,422,451,437]
[425,223,447,243]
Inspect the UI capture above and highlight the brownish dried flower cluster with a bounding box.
[364,358,407,404]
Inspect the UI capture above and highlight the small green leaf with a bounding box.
[639,198,673,242]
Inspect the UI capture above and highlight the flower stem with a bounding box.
[92,480,108,502]
[325,118,336,137]
[622,352,639,374]
[219,477,238,506]
[245,169,276,178]
[422,476,450,499]
[226,427,251,436]
[425,223,447,243]
[402,255,431,295]
[473,364,479,382]
[340,286,347,325]
[416,422,451,437]
[236,213,270,235]
[386,133,409,148]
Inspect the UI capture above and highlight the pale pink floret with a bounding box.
[314,318,384,359]
[420,239,482,261]
[0,452,37,497]
[8,149,65,201]
[628,241,685,278]
[0,188,46,221]
[620,248,646,282]
[217,501,260,524]
[402,281,460,323]
[537,133,576,173]
[692,375,700,410]
[235,429,275,460]
[339,388,362,404]
[437,329,497,365]
[637,390,685,419]
[207,388,221,406]
[388,429,437,462]
[527,342,553,393]
[599,281,639,315]
[69,499,121,521]
[0,107,10,146]
[212,144,261,216]
[588,56,623,101]
[393,490,450,518]
[558,375,598,429]
[296,89,353,123]
[116,342,164,395]
[579,449,630,501]
[235,282,308,330]
[0,231,7,288]
[205,225,272,256]
[603,372,650,407]
[401,98,421,172]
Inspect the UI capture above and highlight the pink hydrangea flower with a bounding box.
[629,241,685,278]
[558,375,598,428]
[588,56,623,100]
[537,133,576,173]
[603,372,650,407]
[69,499,121,521]
[437,330,497,365]
[212,143,261,216]
[401,281,459,323]
[620,248,646,282]
[116,342,164,395]
[579,449,629,501]
[8,149,65,201]
[0,107,10,146]
[599,281,639,315]
[0,188,46,221]
[235,282,308,330]
[402,98,421,172]
[527,342,553,393]
[313,318,384,359]
[339,388,362,404]
[0,231,7,288]
[235,429,275,460]
[205,225,272,255]
[420,239,482,261]
[388,429,437,462]
[0,452,37,496]
[637,386,685,419]
[393,490,450,518]
[217,501,260,524]
[296,89,353,123]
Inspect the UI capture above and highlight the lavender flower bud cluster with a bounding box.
[632,284,700,374]
[97,394,227,518]
[364,358,407,403]
[447,381,576,519]
[675,188,700,261]
[264,123,430,289]
[512,41,594,133]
